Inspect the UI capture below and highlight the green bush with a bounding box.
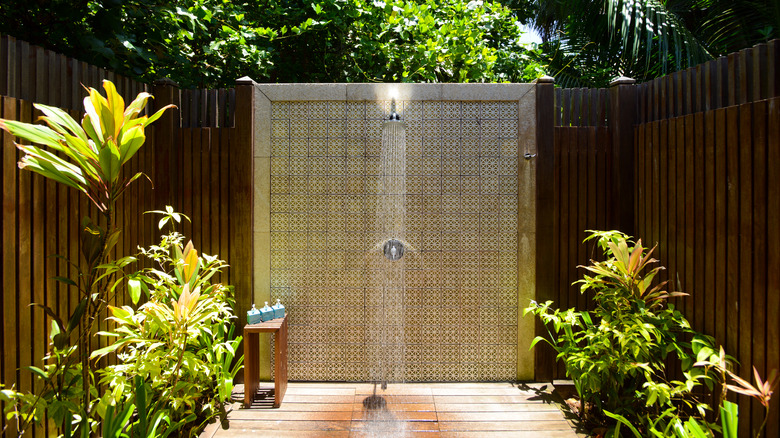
[525,230,718,431]
[93,208,242,437]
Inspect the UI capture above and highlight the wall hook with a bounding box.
[523,152,537,160]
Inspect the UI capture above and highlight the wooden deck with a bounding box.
[201,382,579,437]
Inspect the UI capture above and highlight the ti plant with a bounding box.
[525,231,718,432]
[527,230,778,437]
[0,80,173,436]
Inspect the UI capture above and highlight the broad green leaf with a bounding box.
[35,103,88,143]
[98,139,120,183]
[67,298,89,333]
[118,124,145,165]
[0,119,63,150]
[128,278,142,305]
[102,80,125,140]
[82,95,105,144]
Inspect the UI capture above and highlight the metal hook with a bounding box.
[523,152,537,160]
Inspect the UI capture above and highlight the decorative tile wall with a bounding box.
[269,100,520,381]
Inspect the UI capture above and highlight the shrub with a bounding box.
[525,230,717,431]
[93,208,242,437]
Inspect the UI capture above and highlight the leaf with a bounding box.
[35,103,88,143]
[182,242,199,283]
[52,276,78,287]
[128,278,142,305]
[26,366,49,380]
[604,410,643,438]
[67,298,90,333]
[80,216,105,266]
[118,124,145,165]
[102,80,125,140]
[98,138,121,183]
[0,119,64,149]
[720,400,738,438]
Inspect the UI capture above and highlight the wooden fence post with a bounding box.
[609,77,637,236]
[232,77,255,374]
[151,78,180,210]
[535,75,556,382]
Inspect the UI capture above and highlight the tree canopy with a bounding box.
[0,0,543,88]
[1,0,776,88]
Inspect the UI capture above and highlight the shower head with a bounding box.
[388,112,401,121]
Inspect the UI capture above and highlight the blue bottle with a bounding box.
[260,302,275,322]
[247,304,263,325]
[272,299,286,319]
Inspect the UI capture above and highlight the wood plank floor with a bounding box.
[202,383,579,437]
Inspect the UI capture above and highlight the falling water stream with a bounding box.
[361,103,409,436]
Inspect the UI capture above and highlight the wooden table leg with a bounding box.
[243,330,259,408]
[273,317,288,408]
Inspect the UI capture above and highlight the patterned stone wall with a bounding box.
[267,98,524,381]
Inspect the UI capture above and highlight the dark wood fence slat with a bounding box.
[770,41,779,98]
[17,99,33,400]
[2,97,19,405]
[683,114,694,324]
[693,112,705,331]
[658,119,668,288]
[714,108,728,348]
[738,103,753,438]
[210,129,221,255]
[576,127,587,310]
[666,116,678,313]
[765,97,780,438]
[219,127,231,284]
[561,88,571,127]
[703,109,716,337]
[751,100,768,433]
[753,44,768,101]
[557,127,569,313]
[740,48,753,105]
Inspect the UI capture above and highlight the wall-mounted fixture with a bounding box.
[383,239,405,261]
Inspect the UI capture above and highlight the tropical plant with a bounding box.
[527,0,780,87]
[527,229,779,436]
[525,230,718,430]
[0,80,172,435]
[93,208,242,437]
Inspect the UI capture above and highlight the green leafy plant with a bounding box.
[525,230,717,431]
[527,230,779,436]
[92,209,242,437]
[0,80,173,436]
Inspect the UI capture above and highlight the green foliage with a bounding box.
[0,80,172,213]
[310,0,544,82]
[0,80,172,436]
[0,0,543,87]
[529,0,780,87]
[93,212,242,437]
[525,230,718,431]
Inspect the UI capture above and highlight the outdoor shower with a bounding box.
[364,100,407,411]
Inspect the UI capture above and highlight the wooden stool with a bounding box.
[243,316,288,408]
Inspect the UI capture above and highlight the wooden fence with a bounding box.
[538,40,780,436]
[0,35,148,112]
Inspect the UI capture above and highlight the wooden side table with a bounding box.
[243,315,288,408]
